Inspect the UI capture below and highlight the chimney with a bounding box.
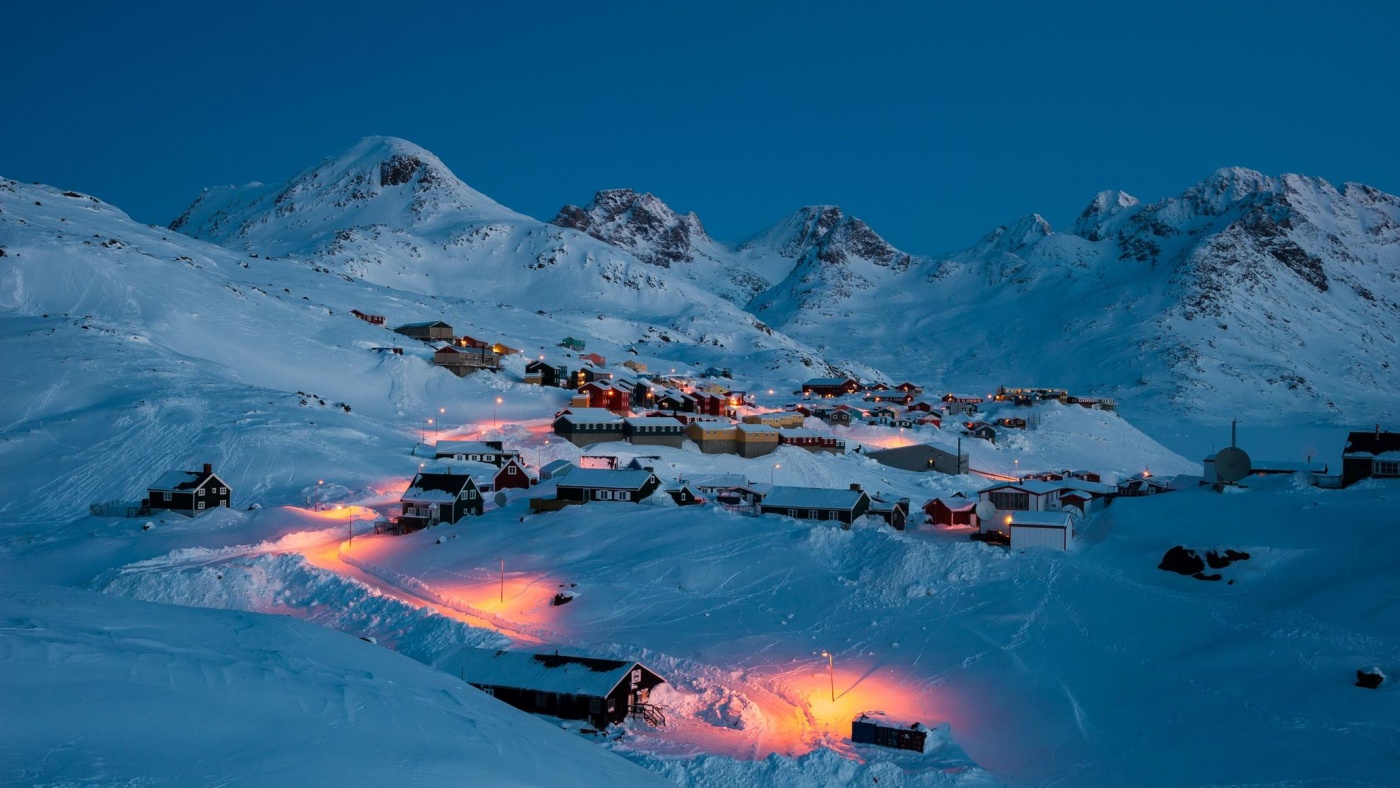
[1378,424,1382,440]
[850,483,862,492]
[203,463,212,475]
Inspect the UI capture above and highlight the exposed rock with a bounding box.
[379,154,422,187]
[1158,545,1205,575]
[1356,668,1385,689]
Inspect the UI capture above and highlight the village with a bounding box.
[107,314,1400,755]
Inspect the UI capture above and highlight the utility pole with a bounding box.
[497,557,504,603]
[820,651,834,702]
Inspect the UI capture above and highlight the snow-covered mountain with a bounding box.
[551,188,773,304]
[560,168,1399,419]
[170,137,866,381]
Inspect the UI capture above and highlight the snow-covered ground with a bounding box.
[3,164,1398,786]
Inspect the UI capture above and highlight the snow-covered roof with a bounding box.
[540,459,575,475]
[148,470,212,492]
[556,469,657,491]
[1008,511,1076,527]
[437,647,659,698]
[781,428,819,439]
[686,473,750,489]
[804,377,854,386]
[559,409,624,425]
[435,440,513,456]
[402,472,473,502]
[762,485,866,511]
[624,417,683,428]
[930,496,977,512]
[980,480,1064,496]
[736,423,779,435]
[1053,479,1117,495]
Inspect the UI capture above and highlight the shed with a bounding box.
[759,485,871,525]
[851,712,928,753]
[539,459,576,481]
[1008,510,1077,551]
[146,463,231,517]
[924,493,978,528]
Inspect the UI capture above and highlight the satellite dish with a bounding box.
[494,491,508,508]
[1213,446,1252,484]
[975,501,997,521]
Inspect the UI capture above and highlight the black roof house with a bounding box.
[1342,427,1400,486]
[399,472,482,531]
[146,463,231,517]
[437,647,666,728]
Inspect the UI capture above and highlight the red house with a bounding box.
[923,494,978,528]
[580,381,630,415]
[802,377,861,397]
[580,352,607,367]
[350,309,385,325]
[493,457,532,491]
[907,401,934,413]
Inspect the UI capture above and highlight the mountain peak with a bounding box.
[551,188,709,268]
[170,137,515,250]
[975,213,1053,255]
[1070,190,1140,241]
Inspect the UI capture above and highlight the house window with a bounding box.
[163,492,172,502]
[468,489,477,499]
[787,509,798,517]
[1376,460,1399,477]
[807,509,819,519]
[220,500,228,507]
[197,501,205,510]
[198,488,205,496]
[989,491,1029,510]
[219,487,227,495]
[507,465,517,475]
[616,491,630,502]
[589,698,602,713]
[597,490,612,500]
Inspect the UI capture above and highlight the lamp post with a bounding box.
[316,479,323,511]
[820,650,834,702]
[439,407,445,439]
[771,463,780,485]
[495,397,502,429]
[426,417,435,444]
[496,557,504,603]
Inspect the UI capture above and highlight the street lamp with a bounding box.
[316,479,323,511]
[820,650,834,702]
[495,397,503,429]
[348,506,354,547]
[496,557,504,603]
[771,463,780,485]
[426,417,435,444]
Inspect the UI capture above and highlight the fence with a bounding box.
[90,500,144,518]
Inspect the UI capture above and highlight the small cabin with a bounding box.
[146,463,231,517]
[525,360,567,388]
[802,377,861,398]
[1008,510,1077,551]
[492,457,532,491]
[560,337,587,351]
[350,309,385,325]
[437,647,666,729]
[760,485,871,525]
[555,469,661,503]
[851,712,928,753]
[978,481,1064,512]
[868,496,911,530]
[538,460,576,481]
[924,493,978,528]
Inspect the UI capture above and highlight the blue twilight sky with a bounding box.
[4,1,1397,254]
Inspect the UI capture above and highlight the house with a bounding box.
[622,359,648,373]
[457,334,490,350]
[623,417,685,449]
[852,712,928,753]
[865,391,915,405]
[912,413,942,427]
[978,480,1064,512]
[894,382,924,395]
[665,483,701,506]
[435,440,520,467]
[569,364,611,389]
[1008,510,1077,551]
[580,381,631,415]
[578,455,619,470]
[822,409,854,427]
[907,401,934,413]
[580,352,606,367]
[942,394,984,405]
[735,423,780,458]
[1341,427,1400,486]
[760,484,871,525]
[868,496,911,530]
[436,647,666,729]
[560,337,586,351]
[1116,473,1172,497]
[743,411,806,429]
[867,406,898,420]
[553,409,626,447]
[556,469,661,503]
[1058,489,1100,517]
[778,428,845,454]
[525,360,568,388]
[802,377,861,397]
[1061,394,1117,412]
[399,472,481,531]
[350,309,385,325]
[370,346,404,355]
[704,366,732,379]
[393,320,454,341]
[685,421,738,454]
[539,459,575,481]
[146,463,230,517]
[432,344,500,376]
[492,457,532,491]
[923,493,978,529]
[492,342,521,356]
[865,444,968,475]
[996,417,1028,430]
[963,421,997,443]
[942,402,979,417]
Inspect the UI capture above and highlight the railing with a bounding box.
[630,703,666,727]
[90,500,144,518]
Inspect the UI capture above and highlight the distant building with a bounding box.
[778,428,845,454]
[525,360,567,387]
[492,457,532,491]
[350,309,385,325]
[623,417,685,449]
[553,409,626,447]
[735,423,780,458]
[393,320,454,341]
[923,493,978,529]
[742,411,805,429]
[146,463,230,517]
[802,377,861,398]
[434,440,520,467]
[978,480,1065,512]
[865,444,968,475]
[538,459,575,480]
[432,344,500,376]
[685,421,738,454]
[560,337,586,351]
